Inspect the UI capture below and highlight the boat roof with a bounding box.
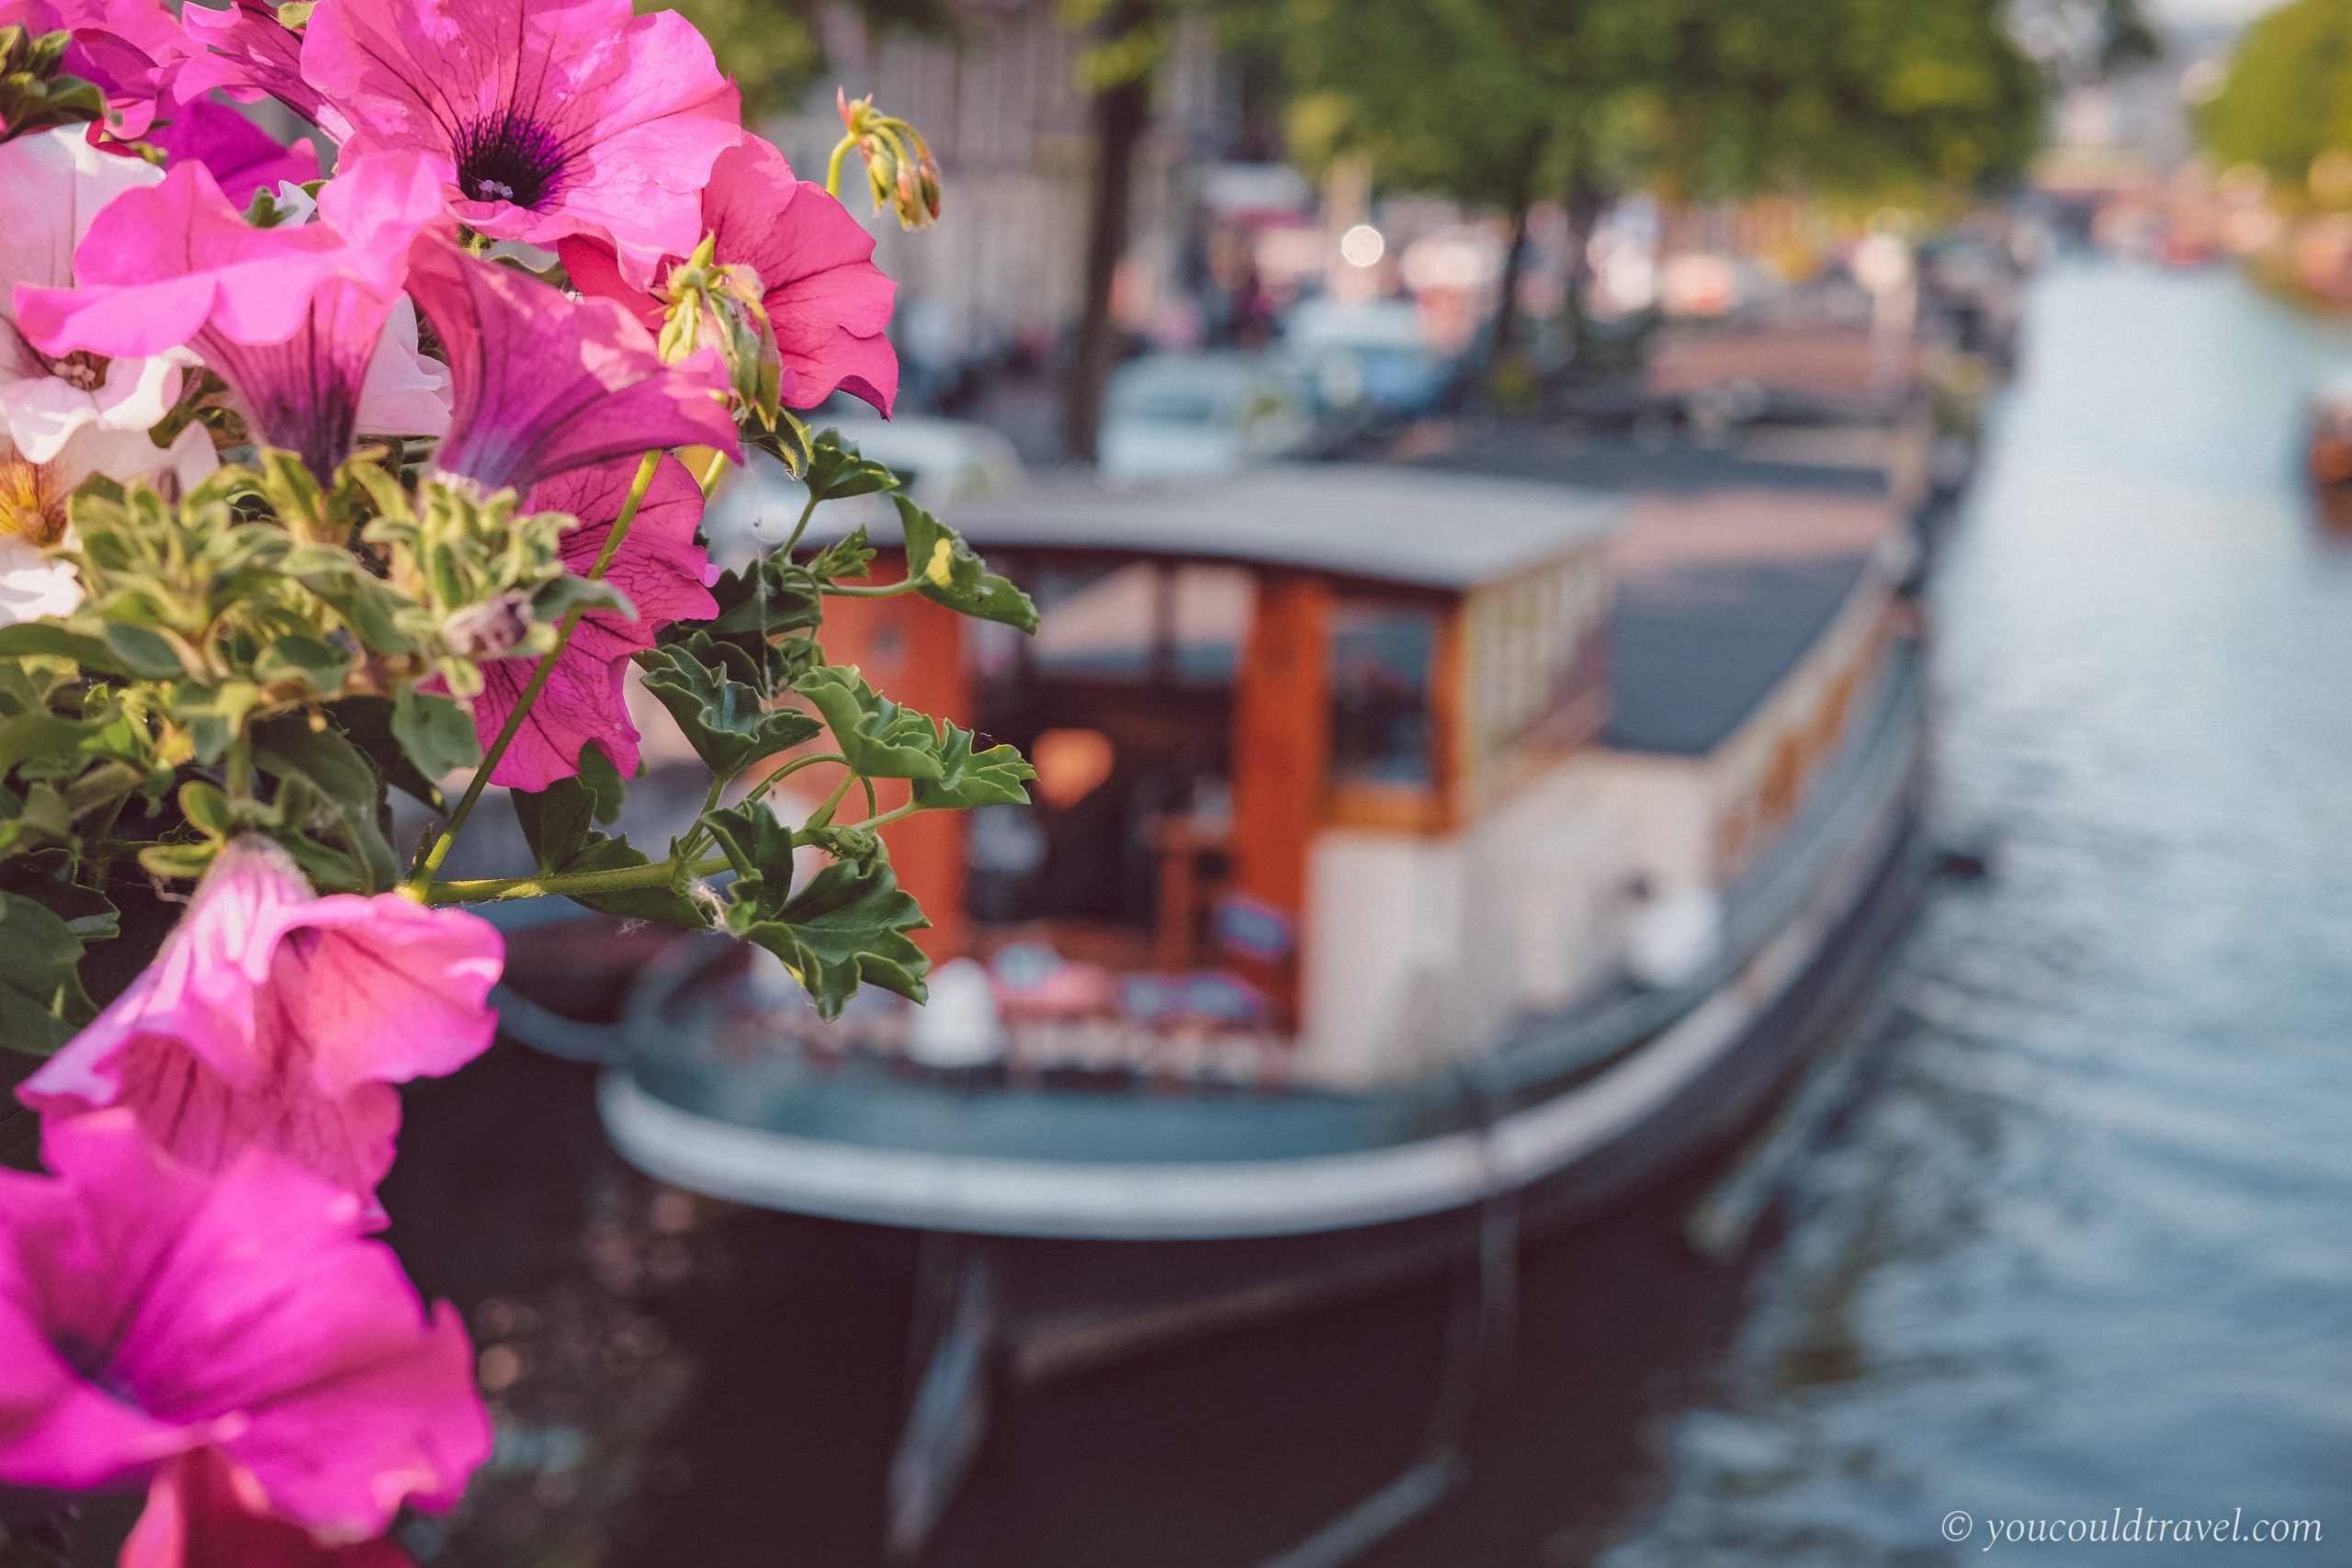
[1606,551,1874,755]
[926,464,1623,589]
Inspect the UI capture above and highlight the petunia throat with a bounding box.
[452,108,567,209]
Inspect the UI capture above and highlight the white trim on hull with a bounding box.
[602,688,1919,1242]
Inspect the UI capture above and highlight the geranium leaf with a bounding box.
[792,665,941,781]
[893,495,1037,632]
[912,720,1035,810]
[638,644,822,779]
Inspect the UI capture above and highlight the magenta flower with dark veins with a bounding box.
[561,131,900,415]
[18,836,503,1201]
[173,0,336,132]
[300,0,741,286]
[0,1112,488,1554]
[404,231,739,495]
[13,151,452,480]
[456,453,718,789]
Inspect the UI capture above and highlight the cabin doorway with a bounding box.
[967,558,1255,976]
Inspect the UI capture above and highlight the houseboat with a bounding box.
[596,460,1932,1376]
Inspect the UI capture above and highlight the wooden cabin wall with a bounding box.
[803,564,973,961]
[1228,572,1331,1023]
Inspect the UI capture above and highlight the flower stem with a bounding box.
[422,852,733,907]
[401,449,664,900]
[824,136,855,198]
[822,578,924,599]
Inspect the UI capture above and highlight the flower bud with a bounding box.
[658,233,784,433]
[440,590,533,660]
[835,88,942,230]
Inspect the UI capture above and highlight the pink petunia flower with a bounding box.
[301,0,741,287]
[404,232,738,496]
[145,96,322,206]
[124,1446,417,1567]
[560,132,899,416]
[173,0,336,133]
[13,150,454,479]
[18,836,503,1199]
[0,1111,488,1548]
[0,128,193,473]
[456,453,717,790]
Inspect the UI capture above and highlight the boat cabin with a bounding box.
[786,460,1910,1089]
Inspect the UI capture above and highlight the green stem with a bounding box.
[804,771,856,830]
[743,750,847,805]
[822,578,924,599]
[780,488,821,558]
[826,798,921,836]
[401,449,664,899]
[824,136,855,199]
[423,853,733,907]
[225,731,254,802]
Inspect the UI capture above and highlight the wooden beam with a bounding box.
[1228,574,1331,1022]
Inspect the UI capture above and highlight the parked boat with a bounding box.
[2307,376,2352,528]
[597,460,1931,1370]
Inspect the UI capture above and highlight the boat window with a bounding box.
[1170,565,1254,683]
[1328,602,1439,787]
[1032,562,1160,679]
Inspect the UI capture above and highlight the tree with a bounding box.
[2198,0,2352,196]
[1062,0,1166,464]
[662,0,956,119]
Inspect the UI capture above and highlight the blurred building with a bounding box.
[762,3,1285,386]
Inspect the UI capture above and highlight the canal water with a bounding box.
[393,257,2352,1568]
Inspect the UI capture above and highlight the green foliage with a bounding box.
[893,496,1039,631]
[0,417,1035,1026]
[0,25,104,145]
[638,641,825,776]
[915,719,1036,810]
[702,801,930,1017]
[2197,0,2352,195]
[0,888,95,1055]
[657,0,956,117]
[793,665,943,780]
[1279,0,2049,215]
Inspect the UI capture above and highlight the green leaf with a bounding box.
[284,544,419,656]
[638,643,822,779]
[0,621,127,675]
[894,495,1037,632]
[517,757,699,926]
[801,429,903,502]
[913,720,1035,810]
[699,800,796,916]
[98,623,185,680]
[792,665,942,781]
[251,714,400,892]
[0,888,92,1056]
[390,685,481,779]
[514,775,596,876]
[725,852,931,1019]
[0,710,91,779]
[577,741,626,824]
[326,694,445,808]
[252,633,354,694]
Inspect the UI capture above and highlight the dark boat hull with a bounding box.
[968,766,1926,1385]
[602,644,1932,1378]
